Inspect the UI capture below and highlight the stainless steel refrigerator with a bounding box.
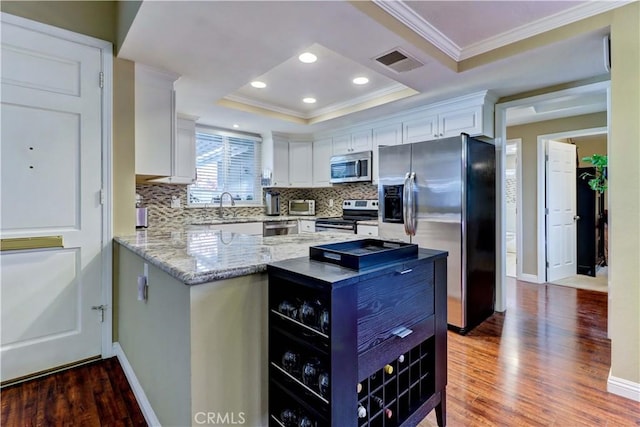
[378,134,496,334]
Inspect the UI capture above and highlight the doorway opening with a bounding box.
[538,129,608,291]
[505,139,521,279]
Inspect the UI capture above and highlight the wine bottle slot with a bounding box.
[385,408,393,419]
[357,382,363,393]
[357,404,367,419]
[384,364,394,375]
[371,395,384,409]
[398,354,405,363]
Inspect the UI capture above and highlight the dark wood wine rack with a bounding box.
[268,248,447,427]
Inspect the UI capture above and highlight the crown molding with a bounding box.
[373,0,632,62]
[223,83,413,123]
[373,0,461,60]
[460,0,633,60]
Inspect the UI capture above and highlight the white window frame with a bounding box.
[188,126,262,207]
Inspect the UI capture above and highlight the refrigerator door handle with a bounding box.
[407,172,417,236]
[403,172,411,235]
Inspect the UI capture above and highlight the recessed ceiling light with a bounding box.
[250,81,266,88]
[298,52,317,64]
[353,76,369,85]
[303,97,317,104]
[232,124,239,128]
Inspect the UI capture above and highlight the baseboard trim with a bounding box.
[608,370,640,402]
[113,342,162,426]
[518,273,542,284]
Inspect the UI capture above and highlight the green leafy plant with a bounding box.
[580,154,608,193]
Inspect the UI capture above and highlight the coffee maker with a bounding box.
[264,191,280,216]
[136,193,148,228]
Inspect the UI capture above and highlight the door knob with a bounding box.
[573,215,581,221]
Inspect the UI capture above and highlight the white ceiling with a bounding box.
[118,0,624,136]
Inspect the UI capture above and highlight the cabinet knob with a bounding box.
[439,133,443,137]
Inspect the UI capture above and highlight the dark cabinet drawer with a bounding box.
[357,260,434,354]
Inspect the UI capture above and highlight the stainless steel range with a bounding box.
[315,199,378,233]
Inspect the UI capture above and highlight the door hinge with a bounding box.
[546,261,549,268]
[545,208,549,215]
[99,72,104,89]
[100,189,105,205]
[91,304,107,322]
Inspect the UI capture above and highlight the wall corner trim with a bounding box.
[607,369,640,402]
[113,343,162,426]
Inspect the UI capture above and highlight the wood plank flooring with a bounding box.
[1,279,638,426]
[1,357,146,427]
[422,278,640,427]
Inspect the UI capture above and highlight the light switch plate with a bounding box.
[171,196,181,208]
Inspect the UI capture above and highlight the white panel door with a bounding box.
[546,140,577,282]
[1,20,104,381]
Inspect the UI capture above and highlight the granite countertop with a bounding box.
[189,215,319,225]
[114,229,359,286]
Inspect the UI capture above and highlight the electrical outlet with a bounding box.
[329,199,334,207]
[171,196,181,208]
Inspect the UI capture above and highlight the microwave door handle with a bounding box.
[355,160,361,177]
[403,173,411,235]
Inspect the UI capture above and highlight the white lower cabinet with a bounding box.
[299,219,316,233]
[357,224,378,237]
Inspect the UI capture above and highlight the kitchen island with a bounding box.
[114,229,359,427]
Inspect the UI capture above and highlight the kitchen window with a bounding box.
[188,127,262,206]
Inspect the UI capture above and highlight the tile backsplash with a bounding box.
[136,183,378,229]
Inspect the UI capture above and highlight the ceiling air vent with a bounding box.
[375,48,423,73]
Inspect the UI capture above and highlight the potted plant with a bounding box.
[580,154,607,193]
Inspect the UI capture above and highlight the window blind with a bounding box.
[188,129,262,205]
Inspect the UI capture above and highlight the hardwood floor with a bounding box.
[422,278,640,427]
[2,279,638,426]
[1,357,146,427]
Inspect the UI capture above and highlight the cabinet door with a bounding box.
[331,134,350,155]
[356,225,378,236]
[174,117,196,182]
[288,141,313,187]
[350,129,372,152]
[135,70,175,176]
[299,219,315,233]
[439,105,483,138]
[372,123,402,184]
[272,136,289,187]
[312,138,332,187]
[403,114,438,144]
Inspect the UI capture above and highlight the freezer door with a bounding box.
[412,219,464,328]
[410,137,463,222]
[378,144,412,240]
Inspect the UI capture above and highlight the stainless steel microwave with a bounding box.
[288,199,316,216]
[329,151,372,184]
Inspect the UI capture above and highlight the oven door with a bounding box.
[315,223,355,234]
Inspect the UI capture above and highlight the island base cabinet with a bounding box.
[116,244,268,427]
[267,251,448,427]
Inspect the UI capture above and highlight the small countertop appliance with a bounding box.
[135,193,148,228]
[264,191,280,216]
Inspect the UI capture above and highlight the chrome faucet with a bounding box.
[217,192,235,218]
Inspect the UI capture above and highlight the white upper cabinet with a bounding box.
[403,113,438,144]
[172,116,197,183]
[402,92,496,143]
[372,123,402,184]
[289,141,313,187]
[272,135,289,187]
[332,130,372,155]
[134,63,180,178]
[312,138,332,187]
